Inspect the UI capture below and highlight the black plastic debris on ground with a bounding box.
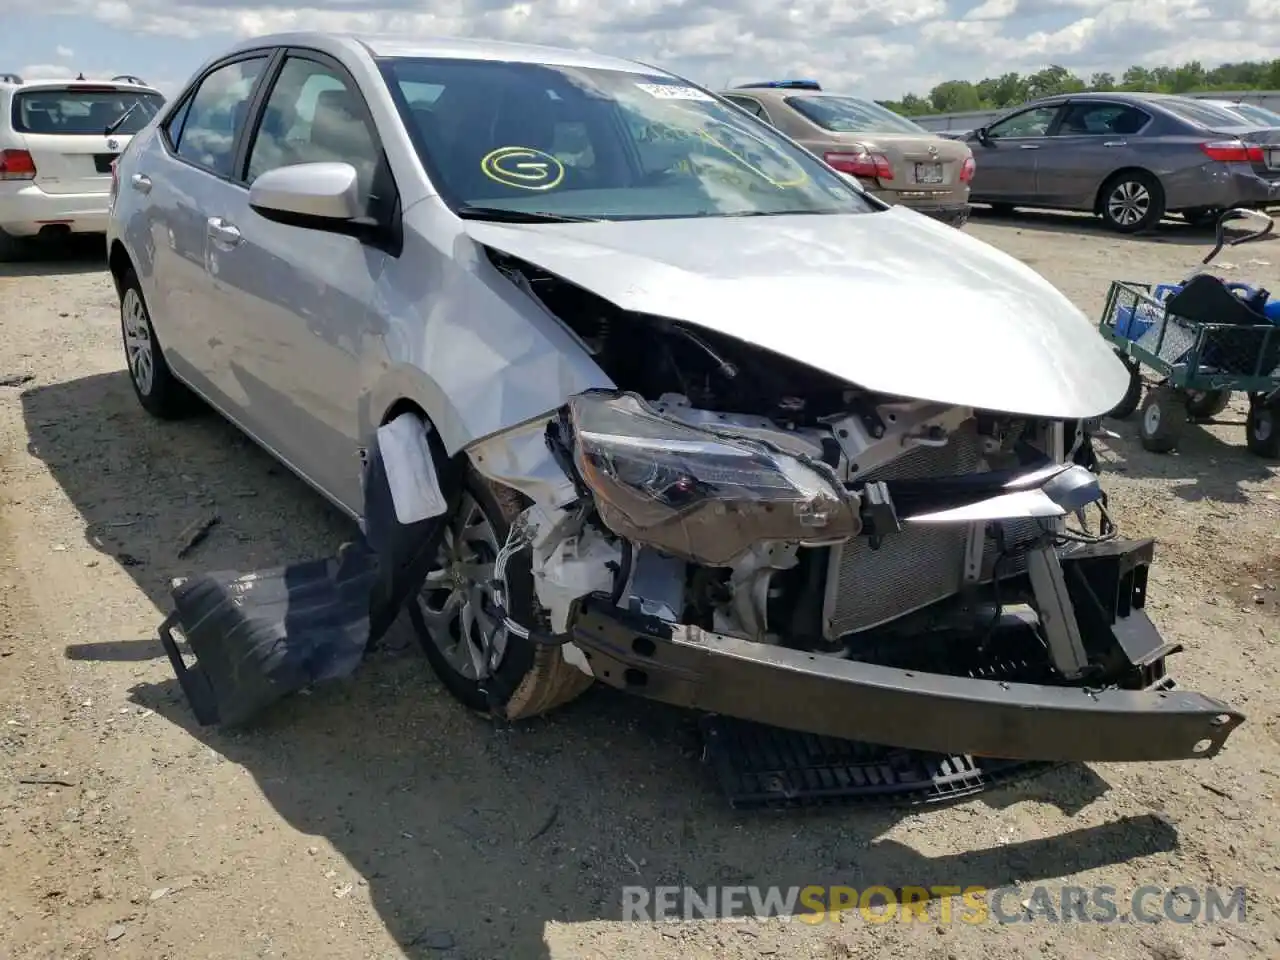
[700,715,1058,810]
[158,541,380,727]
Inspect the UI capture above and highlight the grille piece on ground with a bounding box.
[700,715,1058,810]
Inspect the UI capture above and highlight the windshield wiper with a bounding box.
[103,100,142,137]
[455,204,600,223]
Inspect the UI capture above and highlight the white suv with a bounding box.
[0,72,164,259]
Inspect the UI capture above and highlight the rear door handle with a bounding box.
[1019,143,1040,150]
[130,173,152,193]
[207,217,242,247]
[1103,140,1127,147]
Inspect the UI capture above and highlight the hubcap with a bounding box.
[122,288,155,396]
[416,492,507,681]
[1108,181,1151,227]
[1144,402,1162,435]
[1256,411,1274,443]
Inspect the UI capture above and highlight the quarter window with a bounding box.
[245,56,381,206]
[169,57,268,177]
[987,105,1060,139]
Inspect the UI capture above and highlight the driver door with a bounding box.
[969,103,1065,203]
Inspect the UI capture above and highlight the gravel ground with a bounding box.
[1,209,1279,960]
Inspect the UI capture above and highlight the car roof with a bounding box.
[0,76,160,94]
[217,31,662,76]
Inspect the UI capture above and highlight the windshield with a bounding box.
[1161,97,1260,129]
[12,87,164,135]
[785,95,929,135]
[380,57,876,221]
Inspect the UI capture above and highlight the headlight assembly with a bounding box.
[565,392,861,566]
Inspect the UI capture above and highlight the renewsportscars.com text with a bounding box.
[621,884,1247,925]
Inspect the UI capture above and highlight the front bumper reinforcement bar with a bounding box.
[567,600,1244,763]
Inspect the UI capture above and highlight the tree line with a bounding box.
[878,60,1280,117]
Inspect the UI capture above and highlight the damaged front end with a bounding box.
[481,389,1242,764]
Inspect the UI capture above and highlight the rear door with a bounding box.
[133,53,274,400]
[1034,100,1154,208]
[967,103,1065,202]
[11,83,164,194]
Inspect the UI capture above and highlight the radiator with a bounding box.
[821,422,1043,640]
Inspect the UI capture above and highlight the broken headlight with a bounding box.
[566,392,861,566]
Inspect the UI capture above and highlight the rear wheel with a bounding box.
[119,268,199,419]
[409,467,594,720]
[1185,388,1232,421]
[1099,171,1165,233]
[1246,395,1280,458]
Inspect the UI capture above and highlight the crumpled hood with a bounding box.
[463,204,1131,419]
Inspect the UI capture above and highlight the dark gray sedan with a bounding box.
[957,92,1280,232]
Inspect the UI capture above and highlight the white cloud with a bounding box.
[18,63,74,80]
[18,0,1280,102]
[55,45,74,59]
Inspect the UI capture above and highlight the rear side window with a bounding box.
[1055,102,1149,136]
[168,57,268,177]
[12,87,165,135]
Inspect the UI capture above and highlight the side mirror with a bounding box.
[249,161,363,227]
[974,127,992,146]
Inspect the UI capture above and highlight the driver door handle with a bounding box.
[1019,143,1040,150]
[207,217,242,247]
[130,173,152,193]
[1103,140,1128,147]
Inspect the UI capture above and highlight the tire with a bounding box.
[1099,171,1165,234]
[119,267,199,419]
[1184,388,1232,421]
[408,466,593,720]
[1108,355,1143,420]
[1138,386,1186,453]
[1246,396,1280,458]
[0,228,31,263]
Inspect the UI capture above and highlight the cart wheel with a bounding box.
[1246,396,1280,458]
[1185,388,1232,422]
[1139,386,1186,453]
[1108,355,1143,419]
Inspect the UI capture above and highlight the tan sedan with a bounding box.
[718,81,975,226]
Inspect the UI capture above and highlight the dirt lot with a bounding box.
[1,209,1279,960]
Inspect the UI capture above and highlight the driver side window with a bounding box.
[244,56,382,209]
[987,105,1060,139]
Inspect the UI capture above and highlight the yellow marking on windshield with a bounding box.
[480,146,566,191]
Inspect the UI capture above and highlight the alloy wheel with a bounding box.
[415,491,508,681]
[1107,181,1151,228]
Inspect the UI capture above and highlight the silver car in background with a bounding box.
[104,33,1242,765]
[959,91,1280,232]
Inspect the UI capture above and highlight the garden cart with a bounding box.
[1098,208,1280,457]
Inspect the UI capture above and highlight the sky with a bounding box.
[1,0,1277,105]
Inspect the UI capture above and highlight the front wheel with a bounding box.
[1099,171,1165,234]
[1139,386,1186,453]
[408,468,594,720]
[1246,396,1280,458]
[119,268,199,419]
[1108,354,1143,419]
